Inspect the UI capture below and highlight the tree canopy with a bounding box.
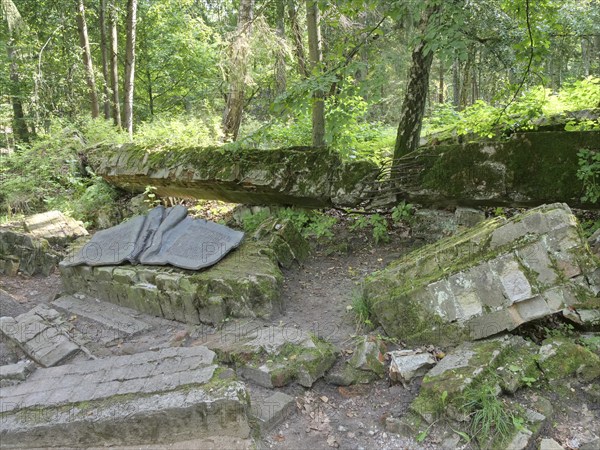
[1,0,599,219]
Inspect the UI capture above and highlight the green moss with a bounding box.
[414,131,600,206]
[422,143,503,197]
[498,132,599,202]
[539,337,600,382]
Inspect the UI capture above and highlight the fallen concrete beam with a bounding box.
[394,131,600,209]
[89,145,379,208]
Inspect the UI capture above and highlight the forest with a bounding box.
[1,0,599,224]
[2,2,600,449]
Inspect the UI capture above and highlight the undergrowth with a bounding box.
[459,382,519,446]
[423,76,600,140]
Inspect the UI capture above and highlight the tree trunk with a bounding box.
[288,0,308,78]
[7,42,29,143]
[76,0,100,118]
[222,0,254,142]
[146,68,154,116]
[452,58,460,108]
[275,0,286,96]
[392,6,438,166]
[581,38,590,77]
[438,60,444,104]
[306,0,325,147]
[99,0,111,119]
[123,0,138,137]
[108,0,121,127]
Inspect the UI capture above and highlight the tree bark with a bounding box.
[146,68,154,116]
[275,0,286,96]
[222,0,254,142]
[99,0,111,119]
[392,5,438,166]
[306,0,325,147]
[438,60,444,104]
[581,37,590,77]
[288,0,308,78]
[7,42,29,143]
[76,0,100,118]
[123,0,138,137]
[452,58,460,108]
[108,0,121,127]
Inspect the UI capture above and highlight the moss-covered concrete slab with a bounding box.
[401,131,600,208]
[537,336,600,382]
[89,144,379,208]
[0,346,250,448]
[203,320,337,388]
[363,203,600,345]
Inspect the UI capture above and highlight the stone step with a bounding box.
[52,294,152,337]
[0,346,250,448]
[0,305,83,367]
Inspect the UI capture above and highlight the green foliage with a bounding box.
[350,213,390,244]
[391,201,414,224]
[134,114,223,149]
[580,219,600,238]
[143,185,161,208]
[460,383,515,445]
[0,118,123,225]
[70,176,118,227]
[520,376,537,388]
[543,322,576,339]
[1,125,84,215]
[423,78,600,140]
[350,287,373,330]
[576,149,600,203]
[240,210,271,233]
[276,207,337,240]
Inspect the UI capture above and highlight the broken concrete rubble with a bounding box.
[0,211,87,276]
[388,349,436,386]
[52,294,152,337]
[0,228,62,276]
[326,335,386,386]
[250,390,296,433]
[363,203,600,345]
[537,336,600,382]
[203,321,337,388]
[0,360,35,385]
[23,210,88,244]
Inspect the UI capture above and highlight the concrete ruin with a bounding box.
[363,203,600,345]
[89,144,379,208]
[59,218,309,325]
[0,211,87,276]
[90,131,599,209]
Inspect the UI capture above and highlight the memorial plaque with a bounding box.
[63,216,146,266]
[62,205,244,271]
[140,215,244,270]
